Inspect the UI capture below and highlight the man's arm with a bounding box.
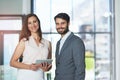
[72,38,86,80]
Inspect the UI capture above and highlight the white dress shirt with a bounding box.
[59,31,71,54]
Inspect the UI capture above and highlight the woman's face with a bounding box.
[28,16,39,33]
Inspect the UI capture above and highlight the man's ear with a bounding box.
[68,22,70,26]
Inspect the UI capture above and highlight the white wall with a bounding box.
[115,0,120,80]
[0,0,30,14]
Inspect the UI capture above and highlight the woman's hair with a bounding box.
[19,14,42,41]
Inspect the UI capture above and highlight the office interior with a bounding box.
[0,0,120,80]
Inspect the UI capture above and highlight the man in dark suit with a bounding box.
[54,13,85,80]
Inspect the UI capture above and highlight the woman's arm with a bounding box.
[47,41,52,70]
[48,41,52,59]
[10,39,31,69]
[10,39,39,71]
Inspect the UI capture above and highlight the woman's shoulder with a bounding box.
[42,38,50,42]
[20,38,27,42]
[19,38,28,44]
[42,38,51,45]
[17,38,27,48]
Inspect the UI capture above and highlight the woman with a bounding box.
[10,14,52,80]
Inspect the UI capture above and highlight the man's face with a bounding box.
[55,18,69,35]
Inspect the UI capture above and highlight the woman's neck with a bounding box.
[31,33,40,40]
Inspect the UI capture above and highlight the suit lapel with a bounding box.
[56,40,61,60]
[59,32,74,56]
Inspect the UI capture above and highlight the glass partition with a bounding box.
[0,17,22,30]
[3,34,19,80]
[0,16,22,80]
[32,0,115,80]
[0,0,115,80]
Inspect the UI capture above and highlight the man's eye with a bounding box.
[61,22,65,25]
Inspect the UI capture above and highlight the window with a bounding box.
[32,0,115,80]
[0,15,22,80]
[0,16,22,30]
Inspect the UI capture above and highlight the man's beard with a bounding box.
[57,27,69,35]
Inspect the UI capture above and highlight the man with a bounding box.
[54,13,85,80]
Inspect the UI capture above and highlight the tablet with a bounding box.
[36,59,53,64]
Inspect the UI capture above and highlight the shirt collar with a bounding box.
[61,31,71,42]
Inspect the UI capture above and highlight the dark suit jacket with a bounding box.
[54,32,85,80]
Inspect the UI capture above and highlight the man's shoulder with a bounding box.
[70,34,84,44]
[71,34,81,40]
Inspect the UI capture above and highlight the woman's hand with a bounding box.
[38,62,52,72]
[29,64,39,71]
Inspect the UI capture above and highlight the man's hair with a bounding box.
[54,13,70,23]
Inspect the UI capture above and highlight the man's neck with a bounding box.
[61,31,71,38]
[61,30,69,38]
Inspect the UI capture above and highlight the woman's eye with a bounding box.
[28,22,31,24]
